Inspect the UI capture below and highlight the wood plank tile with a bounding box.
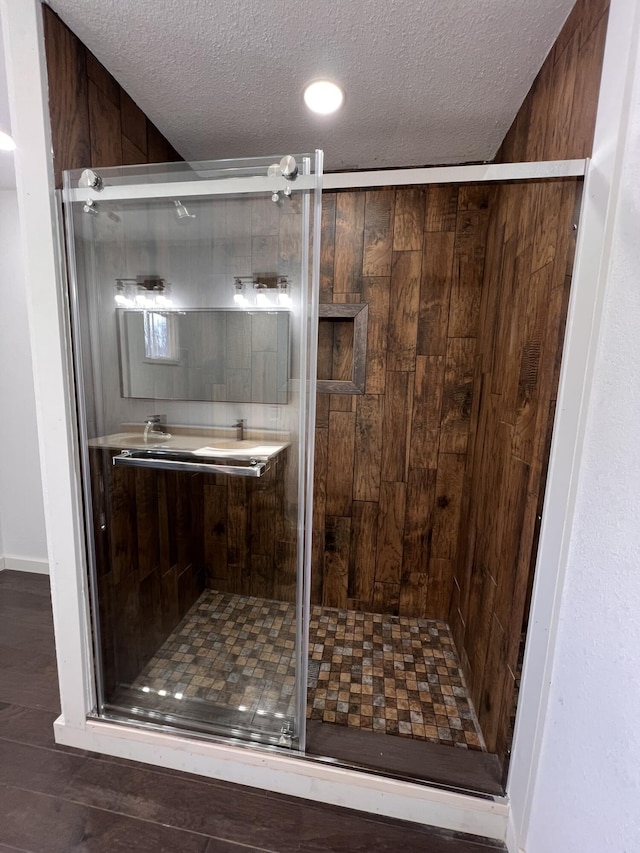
[417,231,455,356]
[363,190,394,276]
[204,483,227,582]
[88,79,123,168]
[0,705,66,752]
[147,121,171,163]
[381,371,413,482]
[353,395,384,502]
[134,468,160,580]
[325,411,356,516]
[426,558,454,620]
[402,468,436,575]
[440,338,477,454]
[387,250,422,371]
[372,582,401,616]
[523,58,552,161]
[85,49,119,105]
[250,553,274,599]
[332,318,355,381]
[317,318,334,381]
[323,516,351,608]
[425,185,458,232]
[311,428,328,604]
[375,482,406,584]
[431,453,466,560]
[120,91,148,155]
[398,571,428,618]
[456,185,492,213]
[227,478,249,583]
[42,8,91,187]
[350,501,379,603]
[0,739,85,796]
[0,784,208,853]
[249,478,277,557]
[448,210,489,339]
[320,193,337,303]
[393,188,425,251]
[547,29,579,161]
[570,13,608,157]
[315,390,330,429]
[477,614,507,752]
[466,560,497,703]
[121,135,145,166]
[410,355,445,469]
[362,277,390,394]
[108,466,137,584]
[334,192,365,293]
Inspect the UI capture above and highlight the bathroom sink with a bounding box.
[193,440,286,458]
[89,432,287,461]
[104,432,174,449]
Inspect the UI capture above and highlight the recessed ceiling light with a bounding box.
[303,80,344,115]
[0,130,16,152]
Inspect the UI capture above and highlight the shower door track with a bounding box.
[64,158,586,205]
[323,158,586,189]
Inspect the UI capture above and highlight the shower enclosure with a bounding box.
[64,153,322,749]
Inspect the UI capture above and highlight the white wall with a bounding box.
[0,189,48,570]
[524,30,640,853]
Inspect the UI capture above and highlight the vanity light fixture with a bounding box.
[0,130,16,151]
[232,275,292,308]
[115,277,171,309]
[255,283,270,307]
[233,278,249,306]
[303,80,344,115]
[278,279,292,307]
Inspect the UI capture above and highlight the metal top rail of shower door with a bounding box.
[64,163,317,204]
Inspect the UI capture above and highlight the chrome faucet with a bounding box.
[233,418,245,441]
[144,414,171,443]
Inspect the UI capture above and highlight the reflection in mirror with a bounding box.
[118,308,289,403]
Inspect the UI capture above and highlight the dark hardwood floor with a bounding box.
[0,570,505,852]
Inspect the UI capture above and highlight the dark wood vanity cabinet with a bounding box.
[88,447,294,695]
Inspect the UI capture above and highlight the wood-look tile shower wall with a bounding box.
[450,0,610,758]
[312,186,492,620]
[43,5,181,188]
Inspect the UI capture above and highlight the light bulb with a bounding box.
[234,292,248,306]
[256,292,269,307]
[303,80,344,115]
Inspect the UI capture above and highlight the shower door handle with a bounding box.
[112,452,268,478]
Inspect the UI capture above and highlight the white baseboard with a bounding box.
[0,555,49,574]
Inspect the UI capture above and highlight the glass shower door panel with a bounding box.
[63,154,322,748]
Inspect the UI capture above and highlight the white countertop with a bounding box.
[88,431,288,461]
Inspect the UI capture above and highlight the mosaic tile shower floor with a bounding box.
[132,590,484,750]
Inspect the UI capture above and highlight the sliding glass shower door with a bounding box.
[63,153,322,749]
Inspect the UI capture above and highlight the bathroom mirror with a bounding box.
[118,308,289,403]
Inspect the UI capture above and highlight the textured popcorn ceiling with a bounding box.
[48,0,575,170]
